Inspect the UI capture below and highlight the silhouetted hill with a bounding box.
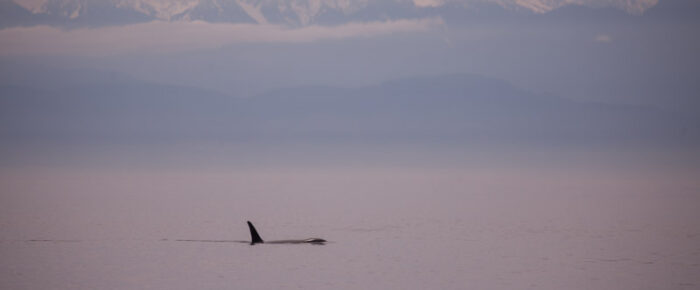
[247,74,694,146]
[1,74,696,149]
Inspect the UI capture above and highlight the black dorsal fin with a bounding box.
[247,221,264,244]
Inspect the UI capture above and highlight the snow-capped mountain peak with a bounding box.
[118,0,201,20]
[8,0,661,28]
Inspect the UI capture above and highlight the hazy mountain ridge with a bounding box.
[1,74,695,149]
[2,0,663,28]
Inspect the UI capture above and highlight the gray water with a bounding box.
[1,151,699,290]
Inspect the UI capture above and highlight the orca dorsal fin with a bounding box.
[247,221,264,244]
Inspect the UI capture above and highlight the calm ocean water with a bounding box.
[2,161,699,289]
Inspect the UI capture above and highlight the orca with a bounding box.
[247,221,327,245]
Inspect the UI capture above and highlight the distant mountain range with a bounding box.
[0,0,663,28]
[1,74,696,149]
